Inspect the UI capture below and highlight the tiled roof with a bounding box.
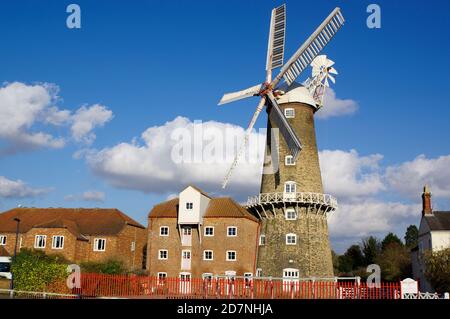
[187,185,211,198]
[425,211,450,231]
[148,197,259,222]
[0,208,145,237]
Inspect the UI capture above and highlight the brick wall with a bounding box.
[147,217,259,278]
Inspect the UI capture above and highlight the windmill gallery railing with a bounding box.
[47,274,402,299]
[246,192,338,210]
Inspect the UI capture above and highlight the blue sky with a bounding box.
[1,0,450,253]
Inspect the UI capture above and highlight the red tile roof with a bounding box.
[0,208,145,237]
[148,197,259,222]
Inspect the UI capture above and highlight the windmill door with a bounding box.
[283,268,300,293]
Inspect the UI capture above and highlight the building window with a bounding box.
[284,181,296,193]
[0,235,6,246]
[284,108,295,118]
[34,235,46,249]
[226,250,237,261]
[160,226,169,236]
[204,226,214,237]
[93,238,106,252]
[131,241,136,252]
[203,250,214,261]
[227,226,237,237]
[285,208,297,220]
[186,202,193,210]
[286,234,297,245]
[285,155,295,166]
[259,235,266,246]
[158,249,168,260]
[52,236,64,249]
[256,268,262,277]
[157,272,167,285]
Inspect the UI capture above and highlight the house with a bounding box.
[147,186,260,281]
[411,186,450,292]
[0,207,147,271]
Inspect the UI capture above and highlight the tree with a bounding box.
[424,248,450,293]
[345,245,365,269]
[375,243,411,281]
[381,233,403,251]
[404,225,419,247]
[362,236,381,265]
[10,249,68,291]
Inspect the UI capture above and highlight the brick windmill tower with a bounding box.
[219,4,344,278]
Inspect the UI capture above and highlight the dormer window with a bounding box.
[284,108,295,118]
[186,202,193,210]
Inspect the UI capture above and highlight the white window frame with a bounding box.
[157,272,167,285]
[158,249,168,260]
[93,238,106,252]
[256,268,262,277]
[226,250,237,261]
[34,235,47,249]
[186,202,193,210]
[227,226,237,237]
[159,226,169,236]
[204,226,214,237]
[202,273,213,280]
[286,233,297,245]
[259,234,266,246]
[285,155,295,166]
[51,235,64,249]
[131,241,136,252]
[284,108,295,118]
[203,250,214,261]
[0,235,6,246]
[284,181,297,193]
[285,208,297,220]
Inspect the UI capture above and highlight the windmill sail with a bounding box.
[272,7,344,87]
[218,83,262,105]
[267,93,302,159]
[266,4,286,71]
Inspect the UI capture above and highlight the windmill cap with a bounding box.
[276,82,317,108]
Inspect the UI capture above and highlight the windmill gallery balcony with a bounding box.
[246,192,338,211]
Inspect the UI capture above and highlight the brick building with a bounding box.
[0,208,147,270]
[147,186,260,281]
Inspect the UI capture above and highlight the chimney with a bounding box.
[422,185,432,216]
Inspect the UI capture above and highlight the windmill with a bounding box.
[219,4,345,188]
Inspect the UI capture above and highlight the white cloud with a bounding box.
[71,105,113,144]
[0,176,50,198]
[0,82,65,151]
[328,200,419,238]
[0,82,113,155]
[386,154,450,200]
[316,88,358,119]
[82,191,105,202]
[83,116,264,200]
[319,149,385,199]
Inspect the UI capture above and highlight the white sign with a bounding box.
[401,278,418,298]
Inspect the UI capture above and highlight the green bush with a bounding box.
[11,249,68,292]
[80,259,126,275]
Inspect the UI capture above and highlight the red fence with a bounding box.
[57,274,402,299]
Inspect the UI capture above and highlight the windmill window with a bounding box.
[285,209,297,220]
[227,226,237,237]
[285,155,295,166]
[226,250,237,261]
[160,226,169,236]
[158,249,168,260]
[286,233,297,245]
[284,108,295,118]
[186,202,193,210]
[259,235,266,246]
[284,181,297,193]
[204,226,214,236]
[203,250,214,260]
